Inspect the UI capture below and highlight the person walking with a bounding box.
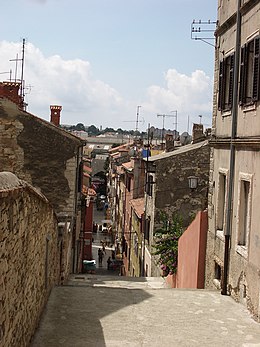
[98,248,104,266]
[107,256,112,270]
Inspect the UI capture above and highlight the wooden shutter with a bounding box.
[239,45,246,105]
[252,37,260,101]
[228,54,235,109]
[218,60,224,110]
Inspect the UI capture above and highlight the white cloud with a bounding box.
[142,69,213,132]
[0,41,213,133]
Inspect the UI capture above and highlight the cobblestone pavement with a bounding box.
[30,272,260,347]
[30,208,260,347]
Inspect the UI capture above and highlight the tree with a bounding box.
[75,123,85,131]
[87,125,100,136]
[153,212,183,276]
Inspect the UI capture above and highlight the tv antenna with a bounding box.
[157,112,177,146]
[0,70,12,81]
[123,105,144,135]
[9,38,26,108]
[191,19,217,47]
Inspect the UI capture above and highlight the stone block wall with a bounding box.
[0,172,59,347]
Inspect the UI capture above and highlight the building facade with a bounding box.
[145,140,210,276]
[205,0,260,321]
[0,96,85,276]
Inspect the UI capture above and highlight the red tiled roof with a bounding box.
[122,161,133,170]
[84,165,92,173]
[130,198,144,218]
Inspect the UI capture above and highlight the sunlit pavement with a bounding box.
[30,273,260,347]
[30,207,260,346]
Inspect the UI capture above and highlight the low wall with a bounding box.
[165,210,208,289]
[0,172,59,347]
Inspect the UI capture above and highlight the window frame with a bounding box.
[216,168,229,239]
[236,173,253,258]
[239,36,260,106]
[218,53,235,112]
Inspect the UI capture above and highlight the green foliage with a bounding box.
[153,212,183,276]
[87,124,100,136]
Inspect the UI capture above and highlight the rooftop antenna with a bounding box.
[0,70,12,81]
[198,114,203,124]
[171,110,178,132]
[136,105,141,135]
[157,112,177,148]
[122,105,144,136]
[9,38,26,109]
[191,19,217,47]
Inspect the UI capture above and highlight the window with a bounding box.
[218,53,235,111]
[126,175,131,192]
[237,178,251,248]
[239,36,260,105]
[134,232,138,256]
[216,171,227,232]
[146,174,154,197]
[145,217,150,243]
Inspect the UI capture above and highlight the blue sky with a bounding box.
[0,0,217,133]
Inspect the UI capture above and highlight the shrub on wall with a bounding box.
[153,212,183,276]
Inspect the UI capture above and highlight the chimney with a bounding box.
[165,134,175,152]
[50,105,62,126]
[0,82,23,108]
[192,123,205,143]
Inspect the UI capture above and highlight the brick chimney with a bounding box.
[50,105,62,126]
[165,134,175,152]
[192,123,205,143]
[0,82,23,108]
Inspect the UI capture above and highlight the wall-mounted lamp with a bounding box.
[188,176,198,189]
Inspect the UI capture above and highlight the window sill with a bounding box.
[221,110,231,118]
[236,245,248,259]
[216,229,225,242]
[241,103,256,113]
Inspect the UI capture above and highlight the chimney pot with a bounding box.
[50,105,62,126]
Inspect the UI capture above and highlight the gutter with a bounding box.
[222,0,241,296]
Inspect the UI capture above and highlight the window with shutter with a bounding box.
[252,37,260,101]
[218,53,235,112]
[239,36,260,105]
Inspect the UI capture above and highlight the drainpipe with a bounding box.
[222,0,241,295]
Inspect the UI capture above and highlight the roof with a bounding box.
[122,161,134,171]
[130,197,144,218]
[109,143,132,153]
[0,98,85,146]
[145,140,209,162]
[82,186,96,196]
[0,171,49,203]
[83,165,92,173]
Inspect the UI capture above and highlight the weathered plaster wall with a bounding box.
[0,172,59,347]
[154,143,210,228]
[0,99,82,215]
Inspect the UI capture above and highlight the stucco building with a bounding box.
[205,0,260,321]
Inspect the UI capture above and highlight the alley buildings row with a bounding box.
[106,0,260,323]
[0,0,260,346]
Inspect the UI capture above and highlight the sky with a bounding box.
[0,0,217,134]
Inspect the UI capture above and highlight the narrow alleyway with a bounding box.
[29,207,260,347]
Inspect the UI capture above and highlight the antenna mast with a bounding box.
[20,38,26,102]
[157,111,177,148]
[136,105,142,135]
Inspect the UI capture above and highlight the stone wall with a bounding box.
[0,172,59,347]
